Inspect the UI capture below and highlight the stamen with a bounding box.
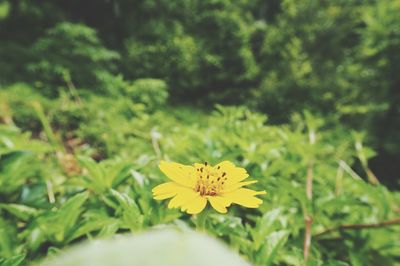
[217,166,221,169]
[195,165,226,196]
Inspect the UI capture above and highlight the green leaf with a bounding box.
[251,208,282,249]
[0,151,35,193]
[36,192,89,243]
[0,203,38,221]
[67,216,119,243]
[0,254,26,266]
[257,230,289,266]
[78,156,107,193]
[58,192,89,233]
[109,189,143,231]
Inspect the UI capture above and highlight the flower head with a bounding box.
[152,160,266,214]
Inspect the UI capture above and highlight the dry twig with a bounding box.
[314,218,400,237]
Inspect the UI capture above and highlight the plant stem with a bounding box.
[306,162,313,200]
[303,215,313,263]
[196,208,209,232]
[303,162,313,264]
[32,101,65,153]
[314,218,400,237]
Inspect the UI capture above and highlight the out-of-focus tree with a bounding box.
[27,22,120,97]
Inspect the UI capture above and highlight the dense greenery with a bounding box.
[1,0,399,265]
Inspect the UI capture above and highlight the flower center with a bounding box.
[194,162,227,196]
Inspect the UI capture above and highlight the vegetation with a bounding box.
[0,0,399,265]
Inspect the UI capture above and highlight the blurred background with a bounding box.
[0,0,400,265]
[1,0,399,187]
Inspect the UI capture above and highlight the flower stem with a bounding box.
[196,208,209,231]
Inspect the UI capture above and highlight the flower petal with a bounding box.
[222,188,266,208]
[183,196,207,214]
[168,188,199,209]
[223,180,258,193]
[153,182,196,201]
[152,182,179,195]
[207,196,231,213]
[154,192,177,200]
[159,161,196,187]
[194,163,205,169]
[215,161,249,187]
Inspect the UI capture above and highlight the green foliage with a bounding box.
[122,0,258,100]
[0,1,400,265]
[0,254,25,266]
[27,22,120,96]
[122,79,169,110]
[0,87,399,265]
[124,34,202,95]
[1,0,399,175]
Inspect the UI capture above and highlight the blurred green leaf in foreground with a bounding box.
[40,229,250,266]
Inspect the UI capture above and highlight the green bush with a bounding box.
[124,35,201,97]
[0,83,50,133]
[27,22,120,96]
[0,91,399,265]
[122,79,169,110]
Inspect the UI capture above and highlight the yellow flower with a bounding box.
[152,160,266,214]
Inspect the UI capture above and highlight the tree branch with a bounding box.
[303,214,313,262]
[303,162,314,263]
[314,218,400,238]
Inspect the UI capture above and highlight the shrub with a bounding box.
[27,22,120,97]
[123,79,168,110]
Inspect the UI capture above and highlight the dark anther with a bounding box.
[205,162,208,166]
[222,172,226,177]
[200,168,203,172]
[207,175,209,179]
[217,177,221,181]
[217,166,221,169]
[222,182,224,185]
